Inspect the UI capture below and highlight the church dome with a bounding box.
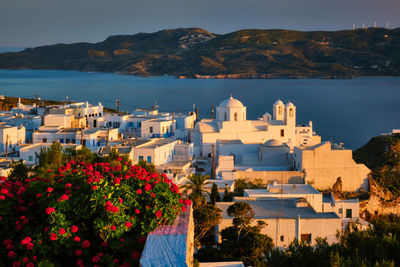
[285,101,294,107]
[263,139,283,147]
[274,99,284,105]
[219,96,244,108]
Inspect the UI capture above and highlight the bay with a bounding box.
[0,69,399,150]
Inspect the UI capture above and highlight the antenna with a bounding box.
[115,99,120,113]
[386,22,390,29]
[374,21,377,28]
[353,24,355,31]
[362,23,365,29]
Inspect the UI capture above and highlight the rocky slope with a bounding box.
[0,27,399,78]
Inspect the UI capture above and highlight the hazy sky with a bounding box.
[0,0,399,47]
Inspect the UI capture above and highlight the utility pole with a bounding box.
[211,144,215,179]
[211,105,214,120]
[116,99,120,114]
[195,108,199,123]
[35,93,38,107]
[172,112,175,140]
[66,96,69,105]
[107,129,110,148]
[5,135,8,161]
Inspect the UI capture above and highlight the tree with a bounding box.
[210,183,220,204]
[218,202,273,266]
[64,146,97,163]
[35,141,64,176]
[193,204,222,242]
[223,187,233,201]
[9,160,30,180]
[181,174,210,208]
[137,159,156,173]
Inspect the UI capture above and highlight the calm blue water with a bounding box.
[0,69,399,149]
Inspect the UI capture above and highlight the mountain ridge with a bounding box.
[0,27,399,78]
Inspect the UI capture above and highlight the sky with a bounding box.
[0,0,399,48]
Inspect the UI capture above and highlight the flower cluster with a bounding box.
[0,159,190,266]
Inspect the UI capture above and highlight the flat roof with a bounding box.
[217,199,339,219]
[136,138,174,149]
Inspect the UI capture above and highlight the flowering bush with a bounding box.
[0,158,190,266]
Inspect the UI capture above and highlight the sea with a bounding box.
[0,69,399,150]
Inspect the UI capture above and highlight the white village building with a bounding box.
[192,96,321,158]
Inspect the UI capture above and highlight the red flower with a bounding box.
[22,257,29,263]
[6,244,14,250]
[135,209,140,214]
[65,183,72,188]
[132,251,141,260]
[125,221,132,228]
[46,187,53,193]
[3,238,12,246]
[138,236,147,244]
[59,228,66,235]
[71,225,78,233]
[114,178,121,185]
[92,256,100,263]
[181,206,186,212]
[26,263,34,267]
[74,236,81,242]
[117,157,122,161]
[57,194,69,202]
[50,233,57,241]
[92,185,98,190]
[119,198,123,203]
[21,236,32,245]
[150,193,155,198]
[26,243,34,250]
[100,241,107,247]
[76,260,83,266]
[8,251,17,258]
[110,225,116,231]
[82,240,90,248]
[144,183,152,191]
[45,207,55,214]
[136,189,142,194]
[155,210,162,218]
[75,250,82,256]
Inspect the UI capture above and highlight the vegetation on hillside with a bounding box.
[354,134,400,197]
[1,27,399,78]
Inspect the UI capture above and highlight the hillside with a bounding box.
[354,133,400,196]
[0,27,400,78]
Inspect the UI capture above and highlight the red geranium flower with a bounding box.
[74,236,81,242]
[59,228,66,235]
[50,233,57,241]
[75,250,82,256]
[45,207,55,214]
[136,189,142,194]
[71,225,78,233]
[125,221,132,228]
[82,240,90,248]
[8,250,17,258]
[46,187,53,193]
[26,243,34,250]
[155,210,162,218]
[132,251,141,260]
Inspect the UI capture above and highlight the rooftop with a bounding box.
[136,138,175,149]
[217,199,339,219]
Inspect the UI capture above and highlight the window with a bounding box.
[43,138,47,143]
[280,235,284,242]
[278,106,282,114]
[289,108,294,117]
[139,156,144,161]
[224,113,227,121]
[338,208,343,214]
[60,139,64,143]
[346,209,352,218]
[234,112,238,121]
[149,127,153,133]
[162,127,164,133]
[138,122,141,127]
[301,234,312,244]
[280,129,284,137]
[28,155,33,162]
[147,156,152,163]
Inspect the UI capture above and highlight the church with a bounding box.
[192,96,321,158]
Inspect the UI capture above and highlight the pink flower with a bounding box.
[75,250,82,256]
[6,244,14,250]
[118,198,123,203]
[114,178,121,185]
[45,207,55,214]
[50,233,57,241]
[3,239,12,245]
[92,185,98,190]
[22,257,29,263]
[125,221,132,228]
[135,209,140,214]
[46,187,53,193]
[8,251,17,258]
[136,189,142,194]
[82,240,90,248]
[74,236,81,242]
[181,206,186,212]
[71,225,78,233]
[26,263,34,267]
[76,260,83,266]
[144,183,152,191]
[110,225,116,231]
[12,261,21,267]
[117,157,122,161]
[65,183,72,188]
[59,228,66,235]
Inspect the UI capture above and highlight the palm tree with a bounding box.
[181,174,210,208]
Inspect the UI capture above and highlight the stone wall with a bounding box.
[236,170,304,184]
